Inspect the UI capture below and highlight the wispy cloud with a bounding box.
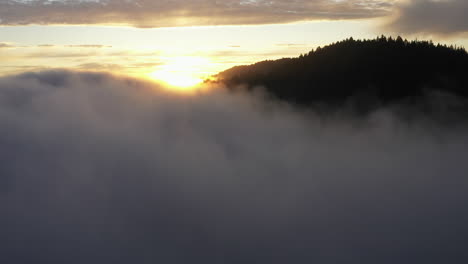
[37,44,56,48]
[275,43,308,47]
[65,44,113,48]
[36,44,112,48]
[0,44,165,76]
[0,42,15,48]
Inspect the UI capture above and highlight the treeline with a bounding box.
[216,36,468,110]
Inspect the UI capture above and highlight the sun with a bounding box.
[149,56,211,90]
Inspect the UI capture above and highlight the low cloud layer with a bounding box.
[0,0,392,27]
[1,71,468,263]
[388,0,468,35]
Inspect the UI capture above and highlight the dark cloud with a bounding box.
[0,0,393,27]
[1,70,468,263]
[388,0,468,35]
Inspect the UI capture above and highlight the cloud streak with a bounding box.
[1,70,468,263]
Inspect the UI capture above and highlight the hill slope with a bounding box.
[217,36,468,109]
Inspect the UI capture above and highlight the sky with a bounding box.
[1,0,468,86]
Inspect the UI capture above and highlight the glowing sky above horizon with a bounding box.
[1,0,468,87]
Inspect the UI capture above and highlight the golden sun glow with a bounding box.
[149,56,212,90]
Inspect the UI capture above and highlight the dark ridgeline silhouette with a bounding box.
[216,36,468,113]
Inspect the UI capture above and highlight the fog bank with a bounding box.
[1,71,467,264]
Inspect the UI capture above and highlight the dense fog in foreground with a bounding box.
[1,71,468,264]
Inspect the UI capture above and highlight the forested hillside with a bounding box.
[217,36,468,109]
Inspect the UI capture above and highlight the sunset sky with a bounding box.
[1,0,467,86]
